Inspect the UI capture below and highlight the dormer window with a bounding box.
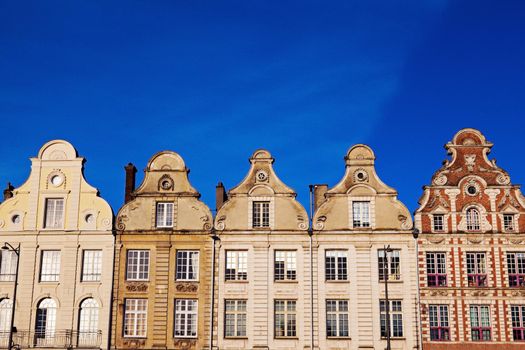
[252,201,270,228]
[352,201,370,228]
[466,208,480,231]
[503,214,515,231]
[433,215,445,232]
[156,202,173,228]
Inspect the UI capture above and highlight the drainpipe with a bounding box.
[209,230,218,350]
[308,185,314,350]
[413,228,422,350]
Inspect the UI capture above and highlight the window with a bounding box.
[511,305,525,341]
[78,298,99,346]
[225,251,247,281]
[274,251,296,281]
[274,300,296,338]
[429,305,450,341]
[0,250,17,282]
[352,201,370,228]
[225,300,247,338]
[82,250,102,282]
[326,300,349,338]
[433,214,445,231]
[507,252,525,287]
[124,299,147,337]
[156,202,173,228]
[35,298,57,344]
[466,253,487,287]
[176,251,199,281]
[40,251,61,282]
[0,299,12,334]
[380,300,403,338]
[426,253,447,287]
[126,250,149,281]
[504,214,516,231]
[325,250,348,281]
[174,299,197,338]
[378,249,400,281]
[44,198,64,229]
[466,208,480,231]
[252,201,270,228]
[470,305,491,341]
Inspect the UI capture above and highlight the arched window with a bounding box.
[0,299,12,337]
[35,298,56,346]
[466,208,481,231]
[78,298,99,347]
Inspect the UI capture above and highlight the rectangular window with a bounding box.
[274,300,296,338]
[252,201,270,228]
[470,305,491,341]
[225,251,248,281]
[82,250,102,282]
[352,201,370,228]
[156,202,173,228]
[326,300,349,338]
[176,250,199,281]
[124,299,147,337]
[174,299,198,338]
[40,250,61,282]
[433,214,445,231]
[429,305,450,341]
[274,251,296,281]
[504,214,515,231]
[126,250,150,281]
[508,252,525,287]
[426,252,447,287]
[225,300,247,338]
[466,252,487,287]
[325,250,348,281]
[378,249,401,281]
[511,305,525,341]
[380,300,403,338]
[0,250,17,282]
[44,198,64,229]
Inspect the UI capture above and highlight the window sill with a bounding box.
[381,337,405,340]
[123,336,147,339]
[325,280,349,283]
[274,280,298,284]
[126,280,150,283]
[81,281,102,284]
[379,279,403,283]
[174,336,198,339]
[225,280,249,283]
[224,337,248,340]
[274,337,299,340]
[39,281,60,284]
[176,280,199,283]
[327,337,352,340]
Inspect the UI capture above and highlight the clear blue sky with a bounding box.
[1,1,524,214]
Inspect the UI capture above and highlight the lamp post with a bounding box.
[2,243,20,350]
[383,244,393,350]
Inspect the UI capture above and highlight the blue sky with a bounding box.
[1,0,524,214]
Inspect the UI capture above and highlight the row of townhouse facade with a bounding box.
[0,128,523,350]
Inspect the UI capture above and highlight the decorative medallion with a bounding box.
[175,283,198,293]
[159,174,174,191]
[122,339,146,348]
[433,174,447,186]
[173,339,196,349]
[46,170,66,189]
[429,290,448,297]
[125,283,148,292]
[353,168,368,182]
[496,173,511,185]
[471,290,489,297]
[467,236,483,244]
[427,236,445,244]
[256,170,268,182]
[464,180,480,197]
[464,154,476,172]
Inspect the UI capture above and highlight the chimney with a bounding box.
[124,163,137,204]
[216,182,227,211]
[313,184,328,211]
[3,182,14,201]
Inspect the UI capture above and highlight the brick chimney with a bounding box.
[313,184,328,211]
[3,182,14,201]
[124,163,137,204]
[216,182,227,212]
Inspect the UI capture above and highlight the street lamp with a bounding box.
[2,243,20,350]
[383,244,393,350]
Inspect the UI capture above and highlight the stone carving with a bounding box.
[497,189,519,209]
[398,215,411,230]
[116,215,128,231]
[173,339,196,349]
[433,174,447,186]
[126,283,148,292]
[496,173,511,185]
[158,174,174,191]
[511,290,525,297]
[0,219,4,228]
[471,290,489,297]
[509,238,524,245]
[353,168,369,182]
[429,290,448,296]
[467,236,483,244]
[427,190,449,209]
[256,170,268,182]
[122,339,146,348]
[49,150,67,160]
[200,215,211,230]
[297,215,308,230]
[464,154,476,171]
[216,215,226,230]
[175,283,198,293]
[101,218,111,228]
[427,236,445,244]
[315,215,326,230]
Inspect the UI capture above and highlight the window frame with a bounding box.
[466,208,481,231]
[274,300,297,338]
[40,250,61,282]
[503,214,516,232]
[44,198,65,229]
[426,252,447,287]
[175,250,200,281]
[174,299,198,338]
[352,201,371,228]
[274,250,297,282]
[466,252,487,287]
[325,250,348,281]
[507,252,525,287]
[126,250,150,281]
[326,299,349,338]
[470,305,491,341]
[81,250,102,282]
[156,202,174,228]
[252,201,270,228]
[123,299,148,338]
[380,299,403,338]
[378,249,401,282]
[0,250,17,282]
[433,214,445,232]
[224,299,247,338]
[511,305,525,341]
[225,250,248,281]
[428,304,450,341]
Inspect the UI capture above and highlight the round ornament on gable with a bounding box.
[353,168,368,182]
[50,174,64,187]
[256,170,268,182]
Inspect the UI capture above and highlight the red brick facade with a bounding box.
[415,128,525,349]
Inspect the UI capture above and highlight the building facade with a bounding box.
[415,128,525,350]
[111,151,213,350]
[0,140,114,349]
[213,150,311,349]
[312,145,419,350]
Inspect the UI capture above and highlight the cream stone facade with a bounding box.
[312,145,419,350]
[0,140,114,349]
[111,151,213,350]
[213,150,310,349]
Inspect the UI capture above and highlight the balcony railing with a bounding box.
[0,330,102,349]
